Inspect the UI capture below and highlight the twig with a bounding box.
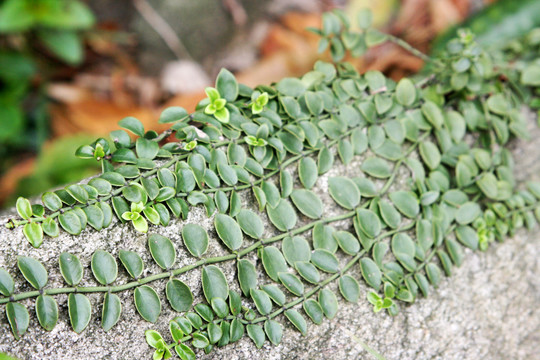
[132,0,194,61]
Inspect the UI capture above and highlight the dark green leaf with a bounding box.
[0,268,14,296]
[299,157,318,189]
[360,258,381,289]
[361,157,392,178]
[455,226,479,250]
[215,214,243,251]
[237,259,257,297]
[181,224,209,257]
[68,293,91,333]
[284,309,307,335]
[91,250,117,285]
[311,249,339,273]
[216,68,238,101]
[236,209,264,239]
[18,256,47,289]
[278,272,304,296]
[166,279,193,312]
[282,236,311,266]
[264,320,283,345]
[261,246,288,282]
[59,252,83,286]
[134,285,161,323]
[318,288,338,319]
[328,177,360,209]
[119,250,144,279]
[303,299,324,324]
[267,199,297,231]
[251,288,273,315]
[389,191,419,218]
[291,189,324,219]
[247,324,266,348]
[36,295,58,331]
[101,293,122,331]
[202,265,229,302]
[339,275,360,302]
[334,230,360,255]
[6,302,29,340]
[119,116,145,137]
[58,210,83,235]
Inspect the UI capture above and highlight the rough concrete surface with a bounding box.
[0,114,539,360]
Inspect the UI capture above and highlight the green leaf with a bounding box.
[318,147,334,174]
[303,299,324,324]
[214,214,243,251]
[264,320,283,345]
[91,250,117,285]
[216,68,238,101]
[6,302,29,340]
[357,8,373,29]
[119,116,145,137]
[290,189,324,219]
[456,202,481,225]
[36,295,58,331]
[181,224,209,257]
[83,204,104,230]
[58,210,83,235]
[237,259,258,297]
[361,157,392,178]
[378,200,401,229]
[251,288,273,315]
[101,293,122,331]
[202,265,229,302]
[159,106,188,123]
[395,78,416,107]
[166,279,193,312]
[521,64,540,86]
[23,222,43,248]
[211,297,229,318]
[59,252,83,286]
[356,209,381,238]
[318,288,338,319]
[328,177,361,209]
[38,29,82,65]
[16,197,32,220]
[0,268,14,296]
[68,293,91,333]
[236,209,264,239]
[42,192,63,211]
[247,324,266,348]
[276,77,306,97]
[298,157,318,189]
[137,138,159,159]
[334,230,360,255]
[267,199,297,231]
[284,309,307,335]
[339,275,360,302]
[119,250,144,279]
[134,285,161,323]
[311,249,339,273]
[282,236,311,266]
[455,226,479,250]
[477,173,498,199]
[145,329,163,348]
[360,258,381,289]
[295,261,321,284]
[18,256,47,289]
[261,246,288,282]
[389,191,419,218]
[426,263,441,287]
[175,343,196,360]
[148,234,176,269]
[421,101,444,129]
[419,141,441,170]
[278,272,304,296]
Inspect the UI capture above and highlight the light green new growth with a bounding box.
[1,8,540,360]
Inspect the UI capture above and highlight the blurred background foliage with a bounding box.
[1,0,539,208]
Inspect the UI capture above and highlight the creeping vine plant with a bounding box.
[2,9,540,359]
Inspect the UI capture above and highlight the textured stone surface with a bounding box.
[0,113,539,360]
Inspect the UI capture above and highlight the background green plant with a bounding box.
[0,0,95,180]
[1,8,540,360]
